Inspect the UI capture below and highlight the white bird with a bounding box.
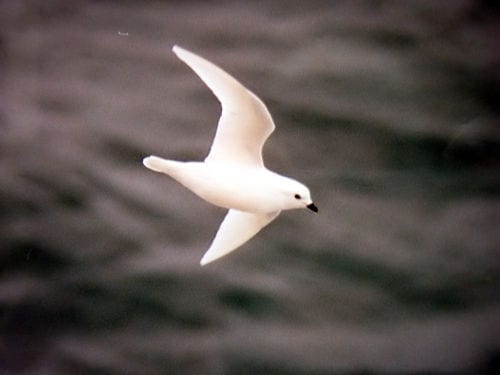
[143,45,318,266]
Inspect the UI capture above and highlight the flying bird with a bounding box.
[143,45,317,265]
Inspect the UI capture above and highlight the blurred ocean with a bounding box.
[1,1,499,373]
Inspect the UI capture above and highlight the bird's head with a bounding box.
[279,177,318,213]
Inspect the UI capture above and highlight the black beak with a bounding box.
[307,203,318,213]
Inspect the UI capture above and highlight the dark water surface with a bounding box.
[1,1,499,373]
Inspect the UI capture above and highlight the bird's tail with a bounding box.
[142,155,176,174]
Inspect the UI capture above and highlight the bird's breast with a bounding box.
[180,164,281,213]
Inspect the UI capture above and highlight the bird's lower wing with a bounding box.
[200,209,280,266]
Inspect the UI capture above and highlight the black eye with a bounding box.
[294,194,301,199]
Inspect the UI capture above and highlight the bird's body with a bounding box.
[143,45,317,265]
[145,157,310,213]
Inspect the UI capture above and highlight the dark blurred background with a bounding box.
[1,1,499,374]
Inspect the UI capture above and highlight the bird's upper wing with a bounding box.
[173,45,275,167]
[200,209,280,265]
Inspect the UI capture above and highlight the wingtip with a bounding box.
[200,249,224,266]
[199,257,209,266]
[200,253,215,266]
[172,45,185,56]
